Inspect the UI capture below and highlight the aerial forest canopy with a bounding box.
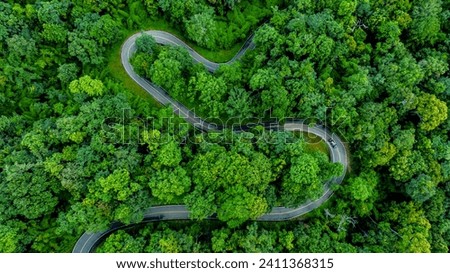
[0,0,449,253]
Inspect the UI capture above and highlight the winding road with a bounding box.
[72,31,348,253]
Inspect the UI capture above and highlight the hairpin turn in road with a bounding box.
[72,31,348,253]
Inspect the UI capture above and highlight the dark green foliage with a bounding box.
[0,0,449,254]
[96,220,357,253]
[135,33,157,54]
[152,0,281,50]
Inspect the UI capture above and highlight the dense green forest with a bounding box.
[0,0,449,253]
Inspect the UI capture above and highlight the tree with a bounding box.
[250,68,289,117]
[188,71,227,118]
[36,0,70,24]
[185,9,218,49]
[68,33,104,65]
[97,230,144,253]
[185,144,272,227]
[0,225,21,253]
[347,175,374,201]
[157,0,192,24]
[1,162,59,220]
[41,23,67,43]
[293,220,357,253]
[409,0,443,45]
[211,223,281,252]
[281,153,322,207]
[206,0,241,11]
[344,170,379,216]
[392,128,415,151]
[143,224,200,253]
[57,63,79,85]
[149,51,185,96]
[143,0,159,16]
[366,202,431,252]
[130,52,154,78]
[69,75,105,96]
[260,86,290,118]
[406,174,436,203]
[136,33,156,54]
[389,150,427,182]
[225,87,252,118]
[152,140,182,169]
[416,93,448,131]
[68,14,119,65]
[218,187,268,228]
[6,34,37,62]
[88,14,119,46]
[353,102,398,167]
[149,167,191,203]
[93,169,141,202]
[253,24,283,55]
[71,168,147,230]
[216,61,243,87]
[184,188,217,220]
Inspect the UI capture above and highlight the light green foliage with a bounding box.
[362,202,431,253]
[95,169,141,202]
[188,71,227,118]
[280,151,342,207]
[149,167,191,203]
[0,225,20,253]
[143,0,159,16]
[416,93,448,131]
[389,150,427,182]
[41,23,67,43]
[293,220,357,253]
[337,0,356,16]
[348,175,374,201]
[186,8,218,49]
[345,170,379,216]
[186,144,272,227]
[393,128,415,151]
[68,33,103,65]
[353,103,398,167]
[142,223,202,253]
[250,68,289,117]
[283,154,321,199]
[69,75,105,96]
[212,223,279,252]
[152,140,182,168]
[1,0,449,254]
[149,49,186,96]
[130,52,154,78]
[254,25,283,54]
[97,230,145,253]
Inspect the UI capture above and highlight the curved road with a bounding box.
[73,31,348,253]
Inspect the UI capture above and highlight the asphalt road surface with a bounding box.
[72,31,348,253]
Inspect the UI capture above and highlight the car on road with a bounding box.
[328,137,337,148]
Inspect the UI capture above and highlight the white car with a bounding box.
[328,137,337,148]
